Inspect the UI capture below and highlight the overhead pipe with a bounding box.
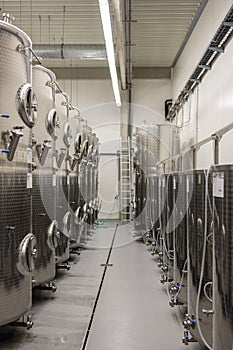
[33,44,107,60]
[124,0,133,138]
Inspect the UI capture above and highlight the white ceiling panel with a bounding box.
[0,0,204,69]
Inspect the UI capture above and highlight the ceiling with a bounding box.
[0,0,204,70]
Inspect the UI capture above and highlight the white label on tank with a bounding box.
[213,172,224,198]
[27,173,32,189]
[162,178,165,188]
[27,148,32,164]
[67,175,70,185]
[186,177,189,193]
[52,174,56,187]
[53,156,57,170]
[173,178,176,190]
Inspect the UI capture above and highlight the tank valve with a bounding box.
[0,114,10,118]
[170,283,180,294]
[183,314,196,330]
[202,309,214,316]
[38,281,57,293]
[160,274,167,284]
[157,259,163,268]
[182,330,197,345]
[161,264,169,272]
[26,315,34,330]
[150,242,156,255]
[169,296,184,307]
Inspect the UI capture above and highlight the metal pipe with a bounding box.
[156,120,233,168]
[212,135,220,165]
[33,44,107,60]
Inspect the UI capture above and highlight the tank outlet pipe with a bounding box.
[68,154,79,171]
[35,141,51,166]
[7,126,24,161]
[211,133,221,165]
[56,148,67,168]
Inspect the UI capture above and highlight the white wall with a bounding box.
[172,1,233,169]
[132,79,172,126]
[172,0,233,97]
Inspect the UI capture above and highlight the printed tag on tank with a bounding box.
[52,174,56,187]
[27,173,32,189]
[173,177,176,190]
[162,178,165,188]
[27,148,32,164]
[213,172,224,198]
[53,156,57,170]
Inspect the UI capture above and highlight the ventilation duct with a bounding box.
[33,44,107,60]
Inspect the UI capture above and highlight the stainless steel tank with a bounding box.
[78,123,92,243]
[184,170,213,347]
[133,126,148,235]
[212,164,233,350]
[0,18,37,326]
[32,65,58,287]
[170,172,188,306]
[55,91,71,265]
[157,173,168,270]
[161,173,175,283]
[89,133,99,227]
[152,174,160,253]
[68,109,86,249]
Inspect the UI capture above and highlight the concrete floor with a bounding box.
[0,221,202,350]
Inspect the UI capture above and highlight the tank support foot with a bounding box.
[37,281,57,293]
[10,315,33,330]
[56,262,71,271]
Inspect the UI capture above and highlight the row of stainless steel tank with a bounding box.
[133,125,233,350]
[0,17,100,328]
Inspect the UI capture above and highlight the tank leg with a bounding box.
[182,330,197,345]
[56,261,71,271]
[9,314,33,330]
[37,281,57,293]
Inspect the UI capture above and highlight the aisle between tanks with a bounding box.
[85,223,202,350]
[0,220,202,350]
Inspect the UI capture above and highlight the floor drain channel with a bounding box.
[81,223,118,350]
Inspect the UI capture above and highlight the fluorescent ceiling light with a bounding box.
[98,0,121,107]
